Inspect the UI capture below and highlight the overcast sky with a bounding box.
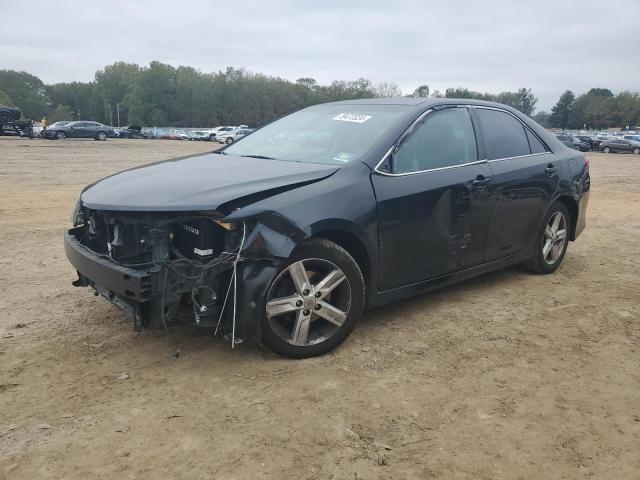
[1,0,638,111]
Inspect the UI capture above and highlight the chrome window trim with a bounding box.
[374,159,489,177]
[486,151,552,164]
[373,104,552,177]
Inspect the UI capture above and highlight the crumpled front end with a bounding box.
[65,205,298,343]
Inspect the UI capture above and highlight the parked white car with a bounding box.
[216,128,254,144]
[202,125,247,142]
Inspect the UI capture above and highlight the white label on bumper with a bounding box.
[194,248,213,256]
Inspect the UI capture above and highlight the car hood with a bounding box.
[81,152,340,212]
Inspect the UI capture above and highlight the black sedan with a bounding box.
[556,134,591,151]
[44,121,114,140]
[64,99,590,358]
[575,135,601,150]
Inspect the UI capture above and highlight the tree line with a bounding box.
[540,88,640,130]
[0,61,637,129]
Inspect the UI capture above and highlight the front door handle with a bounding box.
[545,164,558,174]
[471,175,491,190]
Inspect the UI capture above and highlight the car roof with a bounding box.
[321,97,528,113]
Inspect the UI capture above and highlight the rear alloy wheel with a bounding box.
[523,202,570,274]
[633,147,640,155]
[261,238,364,358]
[96,132,107,141]
[603,146,611,154]
[56,131,66,140]
[225,137,234,144]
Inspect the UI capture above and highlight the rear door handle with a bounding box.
[545,164,558,174]
[471,175,491,190]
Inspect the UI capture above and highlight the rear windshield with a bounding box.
[223,104,409,165]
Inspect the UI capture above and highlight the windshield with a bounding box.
[223,104,409,165]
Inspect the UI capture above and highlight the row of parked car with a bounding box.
[39,120,254,144]
[144,126,255,143]
[556,132,640,154]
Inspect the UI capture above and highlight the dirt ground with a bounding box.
[0,137,638,479]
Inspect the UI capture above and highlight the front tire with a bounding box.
[633,147,640,155]
[96,132,107,141]
[225,137,234,144]
[523,202,570,274]
[603,146,611,154]
[261,238,365,358]
[56,131,66,140]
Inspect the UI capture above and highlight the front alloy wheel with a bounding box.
[261,239,364,358]
[56,131,66,140]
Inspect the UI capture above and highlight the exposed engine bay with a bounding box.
[69,207,250,341]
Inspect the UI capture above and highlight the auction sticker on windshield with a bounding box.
[333,152,354,162]
[333,113,372,123]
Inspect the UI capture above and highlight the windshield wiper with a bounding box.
[240,154,276,160]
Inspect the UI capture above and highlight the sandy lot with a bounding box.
[0,137,638,479]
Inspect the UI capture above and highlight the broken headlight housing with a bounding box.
[71,197,85,227]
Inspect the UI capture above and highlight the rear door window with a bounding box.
[393,108,478,174]
[476,109,531,160]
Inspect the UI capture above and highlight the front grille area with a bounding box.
[78,209,171,267]
[77,208,234,268]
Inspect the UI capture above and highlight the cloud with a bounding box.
[1,0,638,110]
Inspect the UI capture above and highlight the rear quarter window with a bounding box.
[526,129,547,154]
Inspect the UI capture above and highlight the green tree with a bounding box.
[412,85,429,97]
[47,82,105,122]
[0,70,49,119]
[48,105,76,123]
[550,90,575,129]
[0,88,13,106]
[514,88,538,115]
[532,111,551,128]
[95,62,140,125]
[128,61,177,126]
[569,91,613,130]
[376,82,402,97]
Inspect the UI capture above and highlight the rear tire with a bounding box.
[522,202,570,274]
[260,238,365,358]
[633,148,640,155]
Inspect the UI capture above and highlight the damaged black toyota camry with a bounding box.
[65,98,590,358]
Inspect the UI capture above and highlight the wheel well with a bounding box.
[313,229,371,287]
[556,196,578,241]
